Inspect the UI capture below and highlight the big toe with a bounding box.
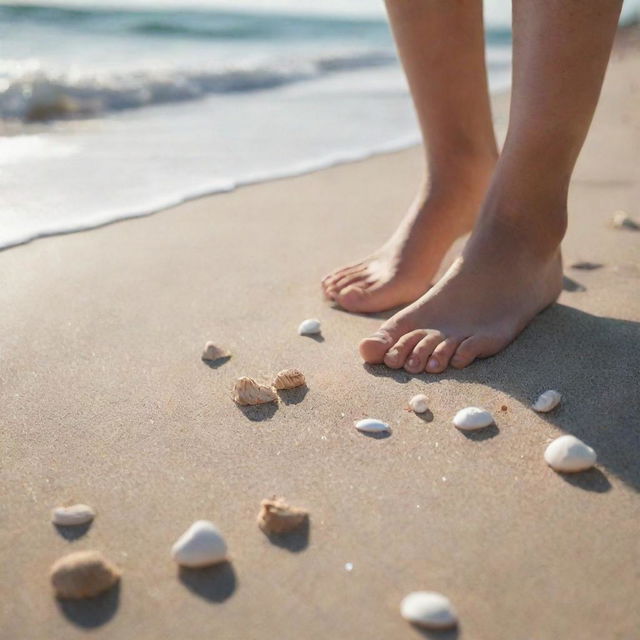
[359,323,407,364]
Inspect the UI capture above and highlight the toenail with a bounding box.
[427,357,438,370]
[387,349,399,359]
[373,331,392,344]
[407,356,418,368]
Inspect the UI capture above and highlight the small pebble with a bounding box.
[344,562,353,572]
[50,551,121,599]
[298,318,321,335]
[400,591,458,630]
[612,210,639,230]
[544,435,597,473]
[354,418,391,434]
[171,520,228,568]
[257,498,308,534]
[409,394,429,414]
[452,407,494,431]
[532,390,562,413]
[201,342,230,362]
[272,368,306,390]
[51,504,95,526]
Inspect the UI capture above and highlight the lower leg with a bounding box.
[322,0,497,312]
[361,0,623,371]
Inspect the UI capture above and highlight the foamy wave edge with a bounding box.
[0,50,395,122]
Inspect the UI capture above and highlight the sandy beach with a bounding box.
[1,27,639,640]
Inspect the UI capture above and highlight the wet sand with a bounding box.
[1,30,639,640]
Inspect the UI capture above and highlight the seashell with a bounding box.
[171,520,228,568]
[544,435,596,473]
[232,377,277,406]
[201,342,230,362]
[532,389,562,413]
[51,503,95,526]
[409,394,428,414]
[452,407,494,431]
[50,550,121,599]
[298,318,321,335]
[612,210,639,230]
[257,498,309,534]
[354,418,391,434]
[400,591,458,629]
[273,368,306,390]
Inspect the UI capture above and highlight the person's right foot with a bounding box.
[321,160,495,313]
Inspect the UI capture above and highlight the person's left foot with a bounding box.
[359,214,564,373]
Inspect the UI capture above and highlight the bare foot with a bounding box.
[359,214,564,372]
[321,162,494,313]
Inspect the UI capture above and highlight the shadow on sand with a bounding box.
[363,304,640,492]
[57,583,120,628]
[179,562,237,603]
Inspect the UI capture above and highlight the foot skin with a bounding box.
[359,217,564,373]
[321,165,493,313]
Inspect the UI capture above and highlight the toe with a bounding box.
[383,329,428,369]
[426,337,462,373]
[404,331,445,373]
[322,264,363,288]
[332,268,368,293]
[450,336,485,369]
[337,281,401,313]
[359,320,412,364]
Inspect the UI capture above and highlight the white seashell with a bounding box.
[452,407,494,431]
[409,394,429,414]
[51,504,95,526]
[232,377,278,406]
[544,435,596,473]
[272,368,306,390]
[50,550,121,599]
[612,210,639,230]
[532,390,562,413]
[298,318,321,335]
[201,342,230,362]
[171,520,228,568]
[257,498,308,534]
[354,418,391,434]
[400,591,458,629]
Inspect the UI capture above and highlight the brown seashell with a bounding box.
[272,368,306,390]
[50,550,121,599]
[257,498,309,534]
[201,342,230,362]
[232,377,277,406]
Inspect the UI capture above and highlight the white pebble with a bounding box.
[544,435,597,473]
[612,210,639,230]
[354,418,391,434]
[400,591,458,629]
[51,504,95,526]
[409,394,429,414]
[452,407,494,431]
[532,390,562,413]
[171,520,228,568]
[298,318,321,335]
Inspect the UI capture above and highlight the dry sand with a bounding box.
[1,31,639,640]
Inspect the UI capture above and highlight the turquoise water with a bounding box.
[0,0,635,249]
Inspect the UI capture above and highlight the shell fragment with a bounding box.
[409,394,429,414]
[232,377,278,405]
[51,504,95,526]
[273,368,306,390]
[544,435,597,473]
[354,418,391,434]
[452,407,494,431]
[257,498,308,534]
[612,210,639,230]
[298,318,321,335]
[202,342,230,362]
[171,520,228,568]
[532,390,562,413]
[50,551,121,599]
[400,591,458,629]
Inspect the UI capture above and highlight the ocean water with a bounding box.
[0,0,636,250]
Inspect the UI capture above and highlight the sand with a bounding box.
[1,31,639,640]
